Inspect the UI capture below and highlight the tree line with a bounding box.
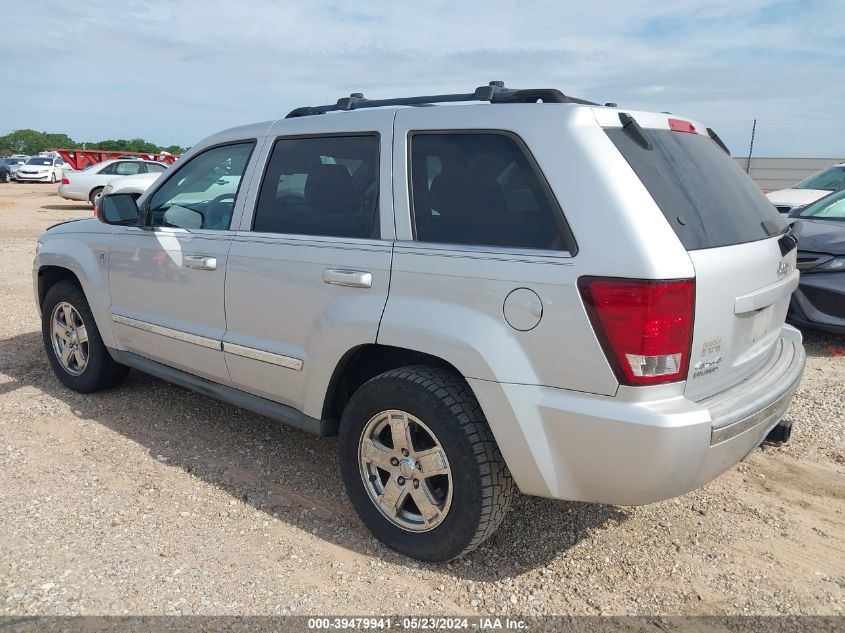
[0,129,185,156]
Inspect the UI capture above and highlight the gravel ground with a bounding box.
[1,183,843,617]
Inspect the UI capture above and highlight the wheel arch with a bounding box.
[88,185,104,204]
[37,265,82,308]
[35,238,116,348]
[321,344,466,424]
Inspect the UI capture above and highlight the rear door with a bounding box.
[224,111,394,417]
[600,110,796,400]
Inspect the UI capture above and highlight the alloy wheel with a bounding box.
[50,301,89,376]
[358,409,453,532]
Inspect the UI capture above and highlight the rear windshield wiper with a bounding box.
[619,113,652,150]
[706,128,730,155]
[768,221,798,256]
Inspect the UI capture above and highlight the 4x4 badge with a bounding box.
[777,261,791,277]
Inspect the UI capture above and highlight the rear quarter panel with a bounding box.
[381,104,695,394]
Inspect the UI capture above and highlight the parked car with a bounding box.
[2,156,28,179]
[58,159,169,206]
[786,190,845,335]
[0,159,12,183]
[33,83,805,561]
[16,156,68,183]
[766,162,845,214]
[93,171,164,208]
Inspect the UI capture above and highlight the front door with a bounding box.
[223,113,395,418]
[107,141,257,384]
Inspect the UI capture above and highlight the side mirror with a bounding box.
[97,193,141,225]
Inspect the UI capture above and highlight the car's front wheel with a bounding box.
[50,171,57,184]
[2,172,9,183]
[339,365,513,562]
[42,280,129,393]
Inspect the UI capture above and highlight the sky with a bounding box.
[2,0,843,157]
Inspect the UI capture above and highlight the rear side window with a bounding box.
[114,161,143,176]
[607,127,785,250]
[409,132,574,252]
[253,134,379,239]
[145,162,167,173]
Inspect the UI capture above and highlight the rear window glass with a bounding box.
[607,127,785,250]
[253,134,379,239]
[410,132,575,252]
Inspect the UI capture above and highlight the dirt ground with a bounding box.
[1,183,843,617]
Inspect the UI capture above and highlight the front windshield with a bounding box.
[4,158,24,165]
[797,189,845,220]
[796,166,845,191]
[26,157,53,166]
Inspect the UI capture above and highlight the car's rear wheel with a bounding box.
[89,187,103,207]
[42,280,129,393]
[339,365,513,561]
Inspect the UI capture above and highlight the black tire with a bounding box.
[339,365,513,562]
[89,187,103,207]
[2,172,9,183]
[42,280,129,393]
[50,171,57,184]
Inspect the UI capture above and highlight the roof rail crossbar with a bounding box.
[285,81,598,118]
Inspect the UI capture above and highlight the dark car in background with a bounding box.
[0,158,12,183]
[1,156,28,180]
[788,190,845,335]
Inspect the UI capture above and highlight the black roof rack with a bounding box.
[285,81,598,118]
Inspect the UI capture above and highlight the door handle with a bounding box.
[184,255,217,271]
[322,269,372,288]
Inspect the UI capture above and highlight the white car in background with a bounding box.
[766,162,845,214]
[58,159,169,206]
[93,171,163,208]
[15,156,69,183]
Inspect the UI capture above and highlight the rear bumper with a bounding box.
[471,325,806,505]
[57,185,87,201]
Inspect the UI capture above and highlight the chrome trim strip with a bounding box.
[111,314,221,350]
[710,393,793,445]
[223,342,303,371]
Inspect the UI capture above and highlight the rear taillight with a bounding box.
[61,178,69,185]
[578,277,695,386]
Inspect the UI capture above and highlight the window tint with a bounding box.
[606,128,785,250]
[114,161,143,176]
[146,142,254,231]
[410,132,572,251]
[145,162,167,173]
[253,135,379,238]
[98,162,117,175]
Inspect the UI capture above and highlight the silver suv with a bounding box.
[34,83,806,561]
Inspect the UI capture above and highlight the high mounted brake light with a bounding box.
[579,277,695,386]
[668,118,697,134]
